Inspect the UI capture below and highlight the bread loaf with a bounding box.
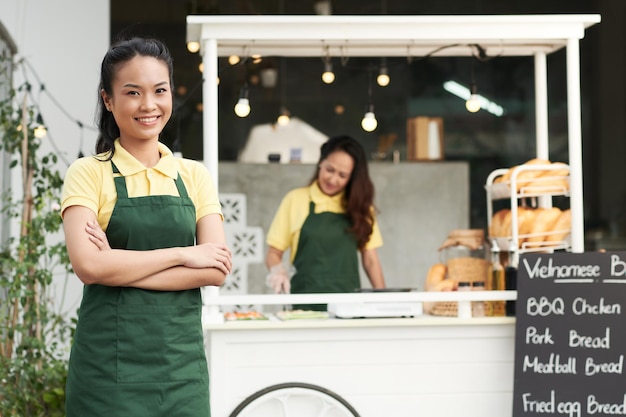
[490,208,509,237]
[545,209,572,242]
[526,161,569,193]
[425,263,447,290]
[526,207,562,243]
[517,206,537,244]
[514,158,552,192]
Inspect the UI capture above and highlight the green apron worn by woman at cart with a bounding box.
[61,38,232,417]
[265,135,386,310]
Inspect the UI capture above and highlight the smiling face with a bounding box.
[101,55,172,145]
[317,150,355,196]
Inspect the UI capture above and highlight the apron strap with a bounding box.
[111,162,128,199]
[174,174,190,199]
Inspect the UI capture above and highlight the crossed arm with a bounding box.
[63,205,232,291]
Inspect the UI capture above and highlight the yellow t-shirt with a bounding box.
[61,139,222,231]
[266,181,383,263]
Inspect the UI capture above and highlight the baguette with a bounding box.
[517,206,537,245]
[490,208,509,237]
[514,158,552,192]
[545,209,572,242]
[526,162,570,193]
[526,207,562,243]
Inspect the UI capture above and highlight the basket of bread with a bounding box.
[490,206,571,251]
[489,158,570,199]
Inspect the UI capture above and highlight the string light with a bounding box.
[321,46,335,84]
[275,58,291,126]
[466,59,481,113]
[465,84,481,113]
[321,60,335,84]
[376,58,390,87]
[234,84,251,118]
[277,106,291,126]
[361,68,378,132]
[361,104,378,132]
[186,41,200,53]
[34,113,47,138]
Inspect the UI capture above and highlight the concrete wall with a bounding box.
[218,161,470,293]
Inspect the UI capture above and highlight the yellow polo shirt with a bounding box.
[61,139,222,231]
[266,181,383,263]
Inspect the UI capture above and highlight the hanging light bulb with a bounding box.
[234,98,250,118]
[361,68,377,132]
[465,83,481,113]
[228,55,240,66]
[277,104,291,126]
[186,41,200,53]
[361,104,378,132]
[277,106,291,126]
[376,58,390,87]
[321,60,335,84]
[465,59,481,113]
[34,113,47,138]
[234,84,251,118]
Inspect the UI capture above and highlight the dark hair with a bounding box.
[95,37,174,158]
[310,135,376,249]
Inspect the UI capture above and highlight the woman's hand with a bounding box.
[182,242,233,275]
[85,220,111,251]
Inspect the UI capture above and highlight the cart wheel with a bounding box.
[228,382,361,417]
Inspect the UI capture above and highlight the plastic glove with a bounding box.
[266,264,296,294]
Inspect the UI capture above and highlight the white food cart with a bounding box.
[187,14,600,417]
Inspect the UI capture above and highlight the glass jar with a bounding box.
[438,229,490,284]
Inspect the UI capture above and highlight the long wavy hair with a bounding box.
[310,135,376,250]
[94,37,174,159]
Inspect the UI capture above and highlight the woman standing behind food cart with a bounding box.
[265,135,386,309]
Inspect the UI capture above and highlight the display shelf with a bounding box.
[486,163,572,254]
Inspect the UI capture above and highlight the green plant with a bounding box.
[0,77,73,416]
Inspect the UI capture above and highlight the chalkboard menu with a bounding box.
[513,251,626,417]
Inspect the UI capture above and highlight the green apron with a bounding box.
[291,200,360,311]
[65,162,210,417]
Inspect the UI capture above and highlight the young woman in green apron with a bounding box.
[265,135,386,310]
[61,38,232,417]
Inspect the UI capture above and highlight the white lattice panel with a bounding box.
[207,194,265,314]
[221,262,247,293]
[224,226,264,264]
[219,193,247,226]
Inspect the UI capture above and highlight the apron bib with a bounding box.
[292,201,360,311]
[65,162,210,417]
